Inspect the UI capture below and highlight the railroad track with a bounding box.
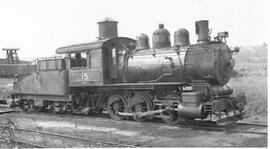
[234,122,268,135]
[0,107,18,115]
[0,106,21,115]
[0,110,17,115]
[0,136,45,148]
[180,123,267,135]
[4,110,268,135]
[116,117,268,136]
[50,112,269,136]
[101,115,268,136]
[0,124,136,148]
[0,110,267,148]
[237,121,267,127]
[12,139,45,148]
[16,128,136,148]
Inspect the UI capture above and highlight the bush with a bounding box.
[232,69,244,78]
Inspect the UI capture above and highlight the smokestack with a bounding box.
[195,20,209,43]
[98,17,118,39]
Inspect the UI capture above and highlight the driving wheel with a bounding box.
[107,95,128,120]
[130,95,152,121]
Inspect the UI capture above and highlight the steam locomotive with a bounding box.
[12,18,246,124]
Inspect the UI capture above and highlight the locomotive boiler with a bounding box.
[12,18,246,125]
[125,27,234,85]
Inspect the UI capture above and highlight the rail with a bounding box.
[0,137,45,148]
[0,123,136,148]
[0,112,266,147]
[180,122,267,135]
[237,122,267,126]
[16,128,136,147]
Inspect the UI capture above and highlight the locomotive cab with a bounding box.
[55,37,135,87]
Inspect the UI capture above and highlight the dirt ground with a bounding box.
[0,111,267,147]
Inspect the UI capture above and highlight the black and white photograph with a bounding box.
[0,0,268,148]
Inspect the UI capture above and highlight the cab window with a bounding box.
[70,52,88,68]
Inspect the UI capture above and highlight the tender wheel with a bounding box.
[71,99,82,115]
[35,106,44,112]
[28,100,35,112]
[48,103,57,114]
[107,95,128,120]
[20,99,29,112]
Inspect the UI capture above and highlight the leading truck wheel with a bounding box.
[107,95,128,121]
[161,107,184,125]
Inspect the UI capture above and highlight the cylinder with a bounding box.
[98,17,118,39]
[212,84,233,96]
[195,20,209,43]
[152,24,171,49]
[174,28,190,47]
[177,104,208,119]
[136,33,150,50]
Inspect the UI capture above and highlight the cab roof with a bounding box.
[55,37,135,54]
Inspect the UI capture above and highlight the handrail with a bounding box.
[13,58,38,80]
[13,59,37,74]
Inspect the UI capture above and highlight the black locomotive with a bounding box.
[12,18,246,124]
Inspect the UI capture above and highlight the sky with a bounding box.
[0,0,269,60]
